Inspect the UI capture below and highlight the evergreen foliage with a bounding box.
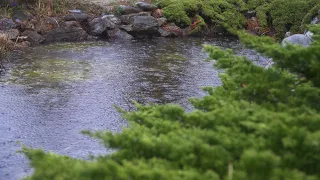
[22,26,320,179]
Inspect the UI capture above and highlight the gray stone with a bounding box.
[120,25,133,32]
[43,27,88,43]
[120,12,150,25]
[0,18,17,30]
[0,29,19,40]
[21,30,45,44]
[131,16,159,34]
[107,28,134,40]
[102,15,121,25]
[282,9,319,47]
[136,2,158,12]
[89,17,116,36]
[157,17,167,27]
[117,5,142,15]
[64,13,89,22]
[282,34,312,47]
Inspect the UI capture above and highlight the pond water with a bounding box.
[0,37,267,179]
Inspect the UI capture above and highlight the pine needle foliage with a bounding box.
[22,25,320,180]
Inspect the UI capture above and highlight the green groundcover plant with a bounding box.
[22,25,320,180]
[153,0,320,39]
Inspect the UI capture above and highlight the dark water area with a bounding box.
[0,37,268,179]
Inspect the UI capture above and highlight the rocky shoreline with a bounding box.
[0,2,218,48]
[1,1,319,49]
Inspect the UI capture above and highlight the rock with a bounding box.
[107,28,134,40]
[34,17,59,34]
[311,9,320,24]
[159,23,182,37]
[117,5,142,15]
[63,21,80,29]
[130,16,159,36]
[151,9,163,18]
[120,15,160,37]
[11,10,29,22]
[0,29,19,40]
[120,12,150,25]
[136,2,158,12]
[282,34,312,47]
[88,17,116,36]
[64,13,89,22]
[43,27,88,43]
[157,17,167,27]
[282,9,320,47]
[120,25,133,32]
[21,30,45,44]
[68,9,82,13]
[244,10,256,19]
[102,15,121,25]
[0,18,17,30]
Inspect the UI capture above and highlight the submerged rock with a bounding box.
[136,2,158,12]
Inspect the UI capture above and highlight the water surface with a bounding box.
[0,37,267,179]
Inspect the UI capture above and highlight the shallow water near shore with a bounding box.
[0,37,268,180]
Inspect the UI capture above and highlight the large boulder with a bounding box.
[88,17,116,36]
[0,18,17,30]
[117,5,142,15]
[122,16,159,37]
[135,2,158,12]
[43,22,88,43]
[21,30,45,44]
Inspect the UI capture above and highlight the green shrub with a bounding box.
[156,0,246,29]
[22,25,320,180]
[269,0,317,39]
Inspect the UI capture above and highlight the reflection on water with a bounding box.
[0,38,268,180]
